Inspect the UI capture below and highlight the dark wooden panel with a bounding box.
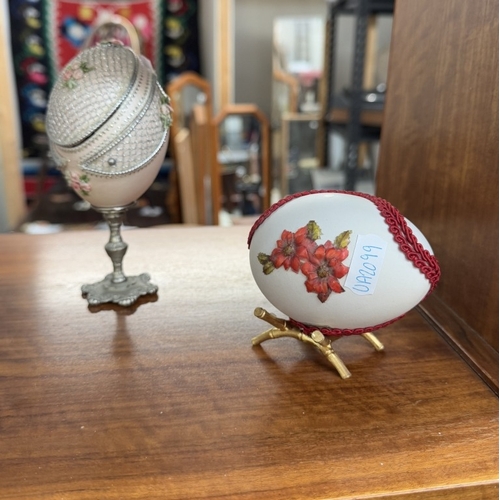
[376,1,499,356]
[0,227,497,498]
[418,295,499,394]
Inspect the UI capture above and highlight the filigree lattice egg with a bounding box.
[46,41,172,208]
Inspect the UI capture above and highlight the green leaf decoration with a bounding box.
[262,262,275,275]
[80,62,94,73]
[257,253,269,264]
[334,230,352,249]
[306,220,322,241]
[257,253,275,274]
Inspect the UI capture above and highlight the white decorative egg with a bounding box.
[46,41,172,208]
[248,191,440,335]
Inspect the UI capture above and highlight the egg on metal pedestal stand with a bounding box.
[46,39,173,306]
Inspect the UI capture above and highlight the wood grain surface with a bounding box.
[0,226,497,499]
[376,0,499,357]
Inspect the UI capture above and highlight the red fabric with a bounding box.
[50,0,159,71]
[288,315,405,337]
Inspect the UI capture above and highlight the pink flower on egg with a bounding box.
[62,61,94,89]
[72,68,84,80]
[64,170,92,197]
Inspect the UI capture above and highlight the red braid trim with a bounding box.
[288,315,405,337]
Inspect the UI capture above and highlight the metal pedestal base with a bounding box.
[81,204,158,306]
[82,273,158,306]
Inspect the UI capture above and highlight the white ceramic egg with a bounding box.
[46,41,172,208]
[248,190,440,335]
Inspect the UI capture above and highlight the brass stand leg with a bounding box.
[252,308,384,379]
[309,330,351,379]
[362,332,384,351]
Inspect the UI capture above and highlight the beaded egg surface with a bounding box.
[248,191,440,335]
[46,42,172,208]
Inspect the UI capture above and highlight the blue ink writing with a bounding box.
[352,247,384,293]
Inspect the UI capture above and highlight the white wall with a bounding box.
[198,1,217,105]
[199,2,216,84]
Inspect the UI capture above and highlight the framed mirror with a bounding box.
[212,104,270,225]
[273,16,325,113]
[167,71,213,137]
[272,16,326,199]
[281,111,322,196]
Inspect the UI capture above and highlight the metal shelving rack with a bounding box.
[324,0,394,190]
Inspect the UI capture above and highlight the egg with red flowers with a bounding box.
[248,190,440,336]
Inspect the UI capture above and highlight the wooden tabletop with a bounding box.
[0,226,497,499]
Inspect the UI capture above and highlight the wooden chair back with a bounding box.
[173,128,198,225]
